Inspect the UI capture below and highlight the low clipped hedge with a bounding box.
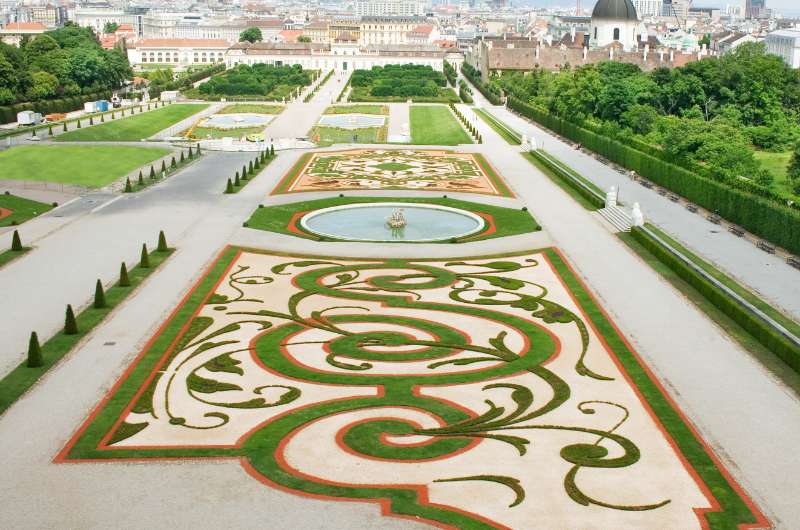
[528,150,604,208]
[631,226,800,373]
[0,90,112,125]
[509,96,800,255]
[461,63,502,105]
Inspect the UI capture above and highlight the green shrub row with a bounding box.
[148,63,226,99]
[0,90,112,125]
[529,150,605,208]
[509,96,800,254]
[461,63,502,105]
[304,69,334,102]
[631,226,800,373]
[443,60,457,87]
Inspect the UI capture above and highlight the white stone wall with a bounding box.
[590,18,639,50]
[225,50,444,72]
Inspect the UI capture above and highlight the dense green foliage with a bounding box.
[0,23,131,106]
[509,95,800,254]
[789,140,800,194]
[461,62,502,105]
[239,27,263,43]
[199,64,311,99]
[631,226,800,373]
[350,64,455,101]
[494,44,800,189]
[443,60,457,86]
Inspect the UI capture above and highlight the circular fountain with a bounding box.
[300,202,484,242]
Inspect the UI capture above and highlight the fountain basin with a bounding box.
[300,202,484,242]
[317,114,386,129]
[199,113,273,129]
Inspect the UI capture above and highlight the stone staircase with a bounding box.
[598,205,632,232]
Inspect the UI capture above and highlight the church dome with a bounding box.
[591,0,639,21]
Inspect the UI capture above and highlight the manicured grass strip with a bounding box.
[188,125,266,139]
[228,152,275,194]
[0,193,54,226]
[618,232,800,392]
[54,104,208,142]
[0,145,172,188]
[217,104,283,114]
[526,150,604,209]
[245,196,539,242]
[0,248,174,415]
[324,105,389,115]
[545,248,766,529]
[62,246,244,461]
[272,153,312,194]
[629,225,800,373]
[473,152,513,198]
[0,247,30,268]
[474,108,521,145]
[410,105,472,145]
[309,125,387,146]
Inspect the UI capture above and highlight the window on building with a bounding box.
[594,27,597,40]
[613,28,620,41]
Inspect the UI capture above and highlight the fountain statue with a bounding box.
[385,208,407,229]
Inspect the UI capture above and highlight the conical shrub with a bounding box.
[124,177,132,193]
[161,160,167,174]
[170,156,177,169]
[157,230,168,252]
[48,124,53,135]
[270,144,275,157]
[64,304,78,335]
[234,172,240,186]
[62,122,67,132]
[188,146,194,159]
[248,160,254,174]
[89,116,94,125]
[119,262,130,287]
[225,178,234,194]
[100,113,105,122]
[196,144,201,156]
[180,151,185,163]
[11,230,22,251]
[94,279,106,308]
[27,332,42,368]
[138,170,144,186]
[140,243,150,268]
[76,119,81,128]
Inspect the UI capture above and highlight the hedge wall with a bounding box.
[632,227,800,373]
[461,63,502,105]
[0,90,113,125]
[509,96,800,255]
[528,150,604,209]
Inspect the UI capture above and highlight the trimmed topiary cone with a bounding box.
[100,113,104,122]
[76,119,82,128]
[48,124,53,135]
[161,160,167,174]
[89,116,94,125]
[11,230,22,251]
[140,243,150,268]
[170,156,177,169]
[124,178,132,193]
[94,279,106,309]
[242,165,247,179]
[270,144,275,157]
[62,122,67,132]
[180,151,185,163]
[27,332,42,368]
[260,150,265,163]
[64,304,78,335]
[149,166,156,179]
[234,173,240,186]
[248,160,254,174]
[225,178,234,194]
[157,230,168,252]
[138,170,144,186]
[119,262,130,287]
[196,144,201,156]
[188,146,194,159]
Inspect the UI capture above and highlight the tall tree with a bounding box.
[239,27,263,43]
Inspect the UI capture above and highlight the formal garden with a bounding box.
[410,105,473,145]
[54,103,209,142]
[190,64,314,101]
[272,148,511,196]
[348,64,459,103]
[55,246,768,529]
[308,105,389,146]
[183,103,283,140]
[0,145,171,187]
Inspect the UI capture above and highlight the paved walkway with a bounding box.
[471,95,800,320]
[387,102,410,142]
[0,97,799,528]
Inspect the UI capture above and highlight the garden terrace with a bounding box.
[349,64,458,103]
[197,64,313,100]
[54,104,209,142]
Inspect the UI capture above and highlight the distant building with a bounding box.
[354,0,425,17]
[633,0,662,18]
[128,38,229,68]
[662,0,692,20]
[712,31,756,54]
[766,29,800,68]
[590,0,640,50]
[746,0,767,19]
[0,21,47,46]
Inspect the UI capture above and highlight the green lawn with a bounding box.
[246,196,538,242]
[188,126,265,139]
[217,104,283,114]
[0,193,54,226]
[474,108,522,145]
[0,145,171,188]
[754,151,795,197]
[309,126,386,146]
[55,104,208,142]
[410,105,472,146]
[324,105,389,115]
